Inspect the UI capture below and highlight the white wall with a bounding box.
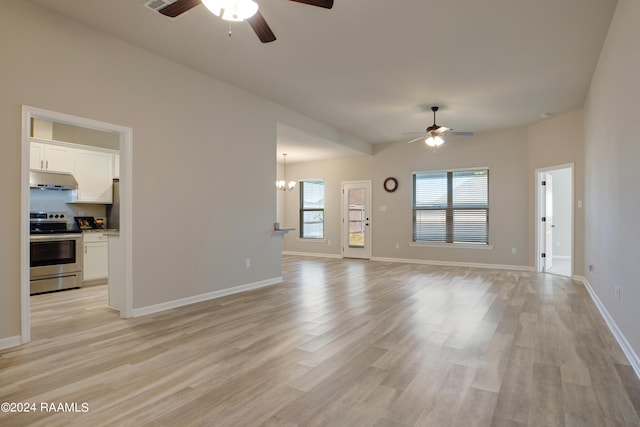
[282,111,588,272]
[52,122,120,151]
[283,127,532,268]
[584,0,640,360]
[528,109,585,274]
[0,0,365,342]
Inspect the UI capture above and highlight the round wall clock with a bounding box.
[383,177,398,193]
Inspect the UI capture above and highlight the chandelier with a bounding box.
[276,153,296,191]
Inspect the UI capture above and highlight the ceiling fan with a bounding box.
[152,0,333,43]
[406,106,474,147]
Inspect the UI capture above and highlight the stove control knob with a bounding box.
[60,214,65,219]
[49,214,54,218]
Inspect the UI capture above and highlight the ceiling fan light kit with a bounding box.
[201,0,258,22]
[154,0,333,43]
[406,106,474,148]
[425,135,444,147]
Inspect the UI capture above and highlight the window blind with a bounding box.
[413,169,489,244]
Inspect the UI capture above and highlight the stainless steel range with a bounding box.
[30,212,83,295]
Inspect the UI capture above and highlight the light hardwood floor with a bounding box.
[1,256,639,426]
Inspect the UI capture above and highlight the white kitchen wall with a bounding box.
[52,122,120,151]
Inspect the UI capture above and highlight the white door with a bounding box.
[544,173,553,271]
[342,181,371,259]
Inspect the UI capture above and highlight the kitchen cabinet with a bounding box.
[31,140,117,204]
[30,141,75,173]
[83,232,109,284]
[74,150,113,203]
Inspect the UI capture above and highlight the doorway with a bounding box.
[21,106,133,344]
[342,180,372,259]
[536,164,573,277]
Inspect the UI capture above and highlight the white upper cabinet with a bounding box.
[30,139,116,204]
[74,149,113,203]
[30,142,75,173]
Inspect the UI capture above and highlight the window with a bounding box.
[300,180,325,239]
[413,169,489,244]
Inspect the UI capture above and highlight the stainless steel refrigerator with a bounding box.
[106,179,120,229]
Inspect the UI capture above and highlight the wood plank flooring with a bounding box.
[1,255,639,426]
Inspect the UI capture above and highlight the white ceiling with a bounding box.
[29,0,618,163]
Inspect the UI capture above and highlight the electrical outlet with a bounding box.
[589,264,594,272]
[512,247,517,254]
[245,258,251,268]
[395,243,400,249]
[327,240,331,245]
[614,285,621,302]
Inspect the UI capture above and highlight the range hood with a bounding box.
[30,170,78,190]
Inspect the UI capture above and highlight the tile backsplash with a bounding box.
[30,189,107,227]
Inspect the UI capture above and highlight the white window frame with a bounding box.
[299,179,325,240]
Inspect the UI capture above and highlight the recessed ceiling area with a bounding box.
[28,0,618,160]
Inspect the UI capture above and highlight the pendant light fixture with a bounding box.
[201,0,259,22]
[276,153,296,191]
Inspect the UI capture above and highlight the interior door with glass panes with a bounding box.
[342,181,372,259]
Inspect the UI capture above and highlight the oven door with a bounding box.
[30,234,82,279]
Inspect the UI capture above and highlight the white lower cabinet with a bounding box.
[83,232,109,284]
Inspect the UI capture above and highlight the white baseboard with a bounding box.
[0,335,22,351]
[370,256,534,272]
[131,277,283,317]
[579,277,640,380]
[282,251,342,259]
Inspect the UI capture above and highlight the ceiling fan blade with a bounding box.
[159,0,201,18]
[407,136,425,144]
[247,10,277,43]
[288,0,334,9]
[433,126,450,134]
[444,131,474,136]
